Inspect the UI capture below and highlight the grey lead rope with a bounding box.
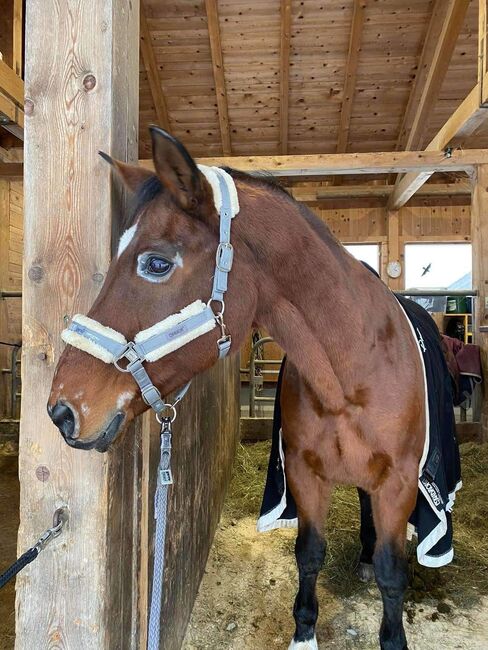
[147,419,173,650]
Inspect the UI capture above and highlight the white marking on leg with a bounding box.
[117,222,138,258]
[288,637,318,650]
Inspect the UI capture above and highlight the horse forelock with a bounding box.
[122,174,163,230]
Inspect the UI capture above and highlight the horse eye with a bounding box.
[147,257,173,275]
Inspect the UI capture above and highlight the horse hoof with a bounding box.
[288,636,318,650]
[357,561,375,583]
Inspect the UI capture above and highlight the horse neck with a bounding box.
[234,184,377,411]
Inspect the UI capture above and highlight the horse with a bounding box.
[48,127,425,650]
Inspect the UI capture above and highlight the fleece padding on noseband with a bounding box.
[61,314,128,364]
[133,300,216,362]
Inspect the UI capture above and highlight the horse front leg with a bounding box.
[286,449,332,650]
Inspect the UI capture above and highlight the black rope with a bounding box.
[0,341,21,347]
[0,547,39,589]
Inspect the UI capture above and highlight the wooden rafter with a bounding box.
[397,0,470,152]
[140,148,488,177]
[289,181,470,202]
[479,0,487,101]
[140,2,170,131]
[337,0,366,153]
[0,59,23,106]
[388,72,488,210]
[205,0,232,156]
[13,0,23,77]
[279,0,292,155]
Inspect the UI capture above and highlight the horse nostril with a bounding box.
[49,402,78,440]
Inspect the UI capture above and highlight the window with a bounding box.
[344,243,380,273]
[404,243,472,290]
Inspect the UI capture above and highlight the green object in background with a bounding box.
[446,296,470,314]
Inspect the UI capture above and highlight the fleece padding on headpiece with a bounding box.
[198,165,240,217]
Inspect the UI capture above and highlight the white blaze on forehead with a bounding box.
[117,222,138,258]
[117,390,135,410]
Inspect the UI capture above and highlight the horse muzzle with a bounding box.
[48,403,125,453]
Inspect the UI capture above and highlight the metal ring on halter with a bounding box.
[113,342,139,373]
[156,404,177,424]
[207,297,225,316]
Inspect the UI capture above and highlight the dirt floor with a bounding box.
[0,444,487,649]
[183,442,488,650]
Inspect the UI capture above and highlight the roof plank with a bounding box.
[279,0,292,154]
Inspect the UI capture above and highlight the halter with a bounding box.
[61,166,239,418]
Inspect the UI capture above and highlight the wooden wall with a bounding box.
[0,179,22,420]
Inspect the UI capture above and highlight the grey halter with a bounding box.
[62,167,237,417]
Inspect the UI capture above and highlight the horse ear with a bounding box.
[99,152,156,193]
[149,126,205,212]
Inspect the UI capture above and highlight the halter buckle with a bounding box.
[215,242,234,272]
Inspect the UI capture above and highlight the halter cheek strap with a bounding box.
[61,166,238,417]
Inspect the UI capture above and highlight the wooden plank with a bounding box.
[240,417,273,441]
[205,0,231,155]
[0,163,22,179]
[401,0,470,151]
[141,148,488,177]
[140,1,170,131]
[387,209,403,290]
[471,164,488,443]
[479,0,487,99]
[17,1,141,648]
[290,181,471,202]
[337,0,366,153]
[12,0,23,77]
[279,0,292,155]
[396,1,457,151]
[0,59,24,107]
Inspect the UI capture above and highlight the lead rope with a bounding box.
[147,412,174,650]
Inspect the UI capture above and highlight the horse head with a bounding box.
[48,128,257,451]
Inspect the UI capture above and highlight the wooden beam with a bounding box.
[279,0,292,155]
[0,162,22,178]
[388,74,488,210]
[479,0,487,98]
[401,0,470,152]
[0,146,22,162]
[471,164,488,442]
[387,209,403,290]
[141,148,488,177]
[140,1,170,131]
[12,0,23,77]
[205,0,231,155]
[337,0,366,153]
[396,1,457,150]
[17,1,141,647]
[0,59,23,106]
[290,181,470,202]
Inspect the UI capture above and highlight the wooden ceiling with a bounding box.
[139,0,484,160]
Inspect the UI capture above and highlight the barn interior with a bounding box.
[1,1,488,649]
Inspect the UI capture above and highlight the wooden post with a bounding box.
[471,164,488,441]
[387,210,404,290]
[17,2,141,648]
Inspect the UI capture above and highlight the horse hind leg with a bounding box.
[357,487,376,582]
[286,450,332,650]
[370,470,417,650]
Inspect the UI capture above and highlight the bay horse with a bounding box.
[48,127,424,650]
